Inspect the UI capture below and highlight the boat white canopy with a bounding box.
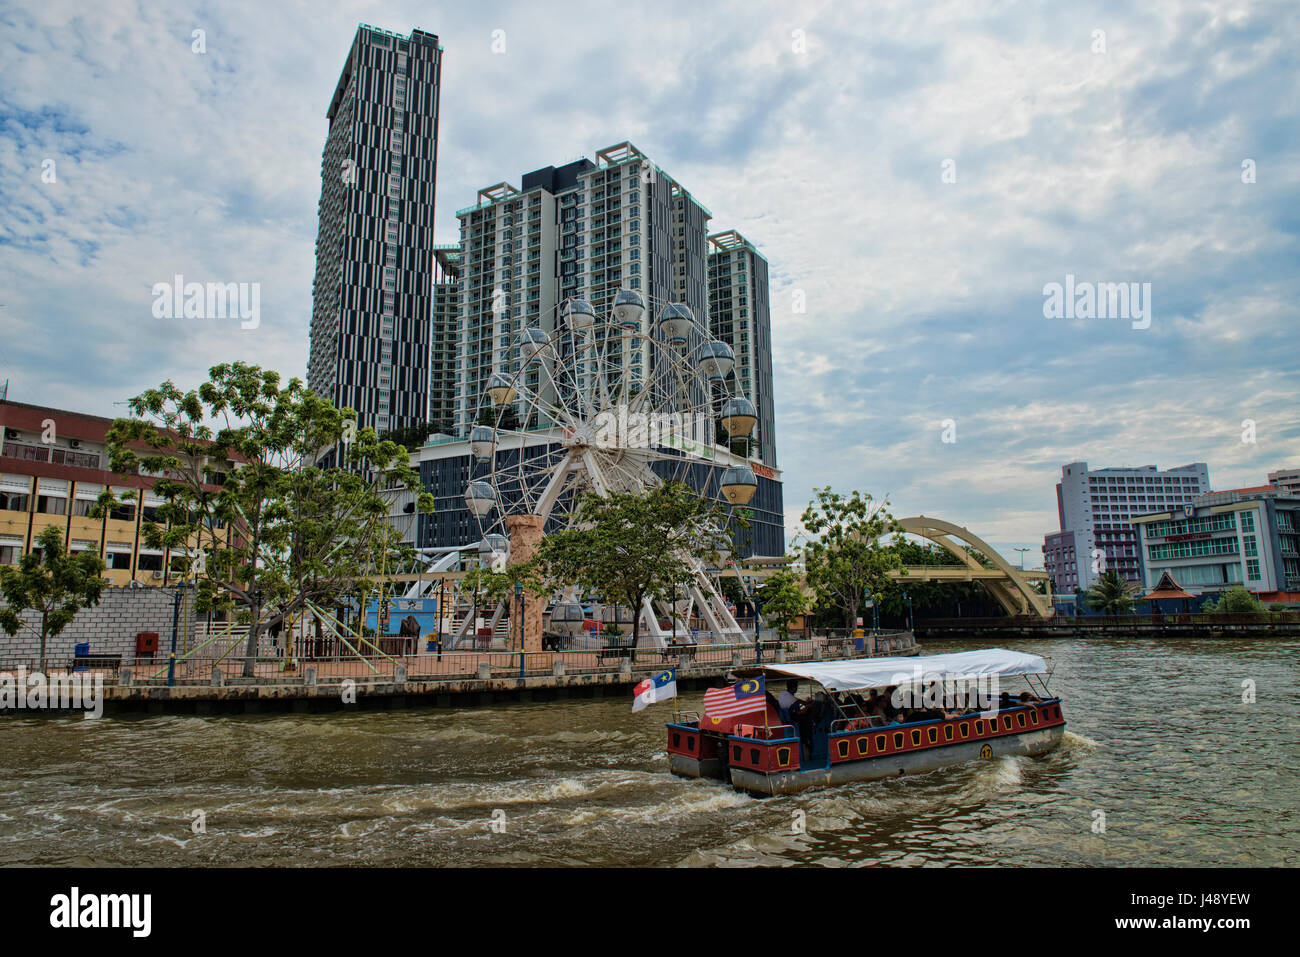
[741,649,1048,693]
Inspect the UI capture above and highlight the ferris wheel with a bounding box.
[456,288,761,648]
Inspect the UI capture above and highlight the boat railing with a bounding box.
[829,699,1063,734]
[829,715,890,733]
[672,711,702,725]
[732,722,796,741]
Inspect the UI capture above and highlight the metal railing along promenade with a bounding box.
[0,631,916,690]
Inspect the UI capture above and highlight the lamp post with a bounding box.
[754,597,763,664]
[1014,547,1029,571]
[671,582,677,645]
[167,580,188,687]
[436,578,445,661]
[516,580,525,678]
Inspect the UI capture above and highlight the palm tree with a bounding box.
[1086,571,1135,618]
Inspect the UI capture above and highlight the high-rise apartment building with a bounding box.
[307,24,443,441]
[452,142,713,435]
[1043,460,1210,595]
[707,231,777,466]
[429,243,461,433]
[403,142,786,557]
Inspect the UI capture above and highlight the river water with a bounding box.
[1,637,1296,866]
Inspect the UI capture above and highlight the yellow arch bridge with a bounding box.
[886,516,1053,618]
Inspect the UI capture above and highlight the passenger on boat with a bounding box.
[777,680,800,724]
[881,685,902,720]
[788,697,814,753]
[1018,691,1041,705]
[866,691,891,721]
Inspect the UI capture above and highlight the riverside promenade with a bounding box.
[19,632,918,715]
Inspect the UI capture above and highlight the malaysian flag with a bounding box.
[701,676,767,733]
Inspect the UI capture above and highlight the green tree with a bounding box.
[799,487,903,629]
[106,362,434,677]
[378,420,451,452]
[756,569,809,640]
[1200,585,1263,614]
[85,487,125,564]
[1085,570,1136,617]
[873,539,991,619]
[532,483,728,649]
[0,526,107,671]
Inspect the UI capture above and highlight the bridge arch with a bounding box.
[888,516,1054,618]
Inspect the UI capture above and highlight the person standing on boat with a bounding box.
[777,680,800,724]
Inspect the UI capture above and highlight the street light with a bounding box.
[515,580,525,678]
[167,580,188,687]
[1014,547,1030,571]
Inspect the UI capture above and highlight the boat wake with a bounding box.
[1061,731,1100,751]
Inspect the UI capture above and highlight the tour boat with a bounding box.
[666,649,1066,796]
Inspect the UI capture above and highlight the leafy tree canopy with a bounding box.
[531,483,729,647]
[0,526,107,671]
[105,362,434,676]
[799,487,903,628]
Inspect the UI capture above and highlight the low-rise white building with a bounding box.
[1131,486,1300,598]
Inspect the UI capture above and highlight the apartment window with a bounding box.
[0,545,19,564]
[36,495,66,515]
[0,492,29,511]
[136,553,163,572]
[106,552,132,570]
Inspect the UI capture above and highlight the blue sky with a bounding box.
[1,0,1297,562]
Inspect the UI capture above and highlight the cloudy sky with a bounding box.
[1,0,1297,561]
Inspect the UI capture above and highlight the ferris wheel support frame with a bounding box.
[465,293,754,648]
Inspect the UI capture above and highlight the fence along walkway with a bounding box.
[3,632,917,690]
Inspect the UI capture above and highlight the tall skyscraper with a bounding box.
[429,243,461,434]
[1043,460,1210,596]
[708,230,777,466]
[452,142,713,435]
[307,24,443,440]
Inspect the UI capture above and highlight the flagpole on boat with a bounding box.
[763,674,769,734]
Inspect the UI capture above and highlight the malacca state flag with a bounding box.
[702,676,770,733]
[632,670,677,712]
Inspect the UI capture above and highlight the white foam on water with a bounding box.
[136,833,192,849]
[233,826,281,840]
[988,755,1024,787]
[421,726,510,744]
[625,786,753,824]
[1062,730,1100,750]
[538,729,637,745]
